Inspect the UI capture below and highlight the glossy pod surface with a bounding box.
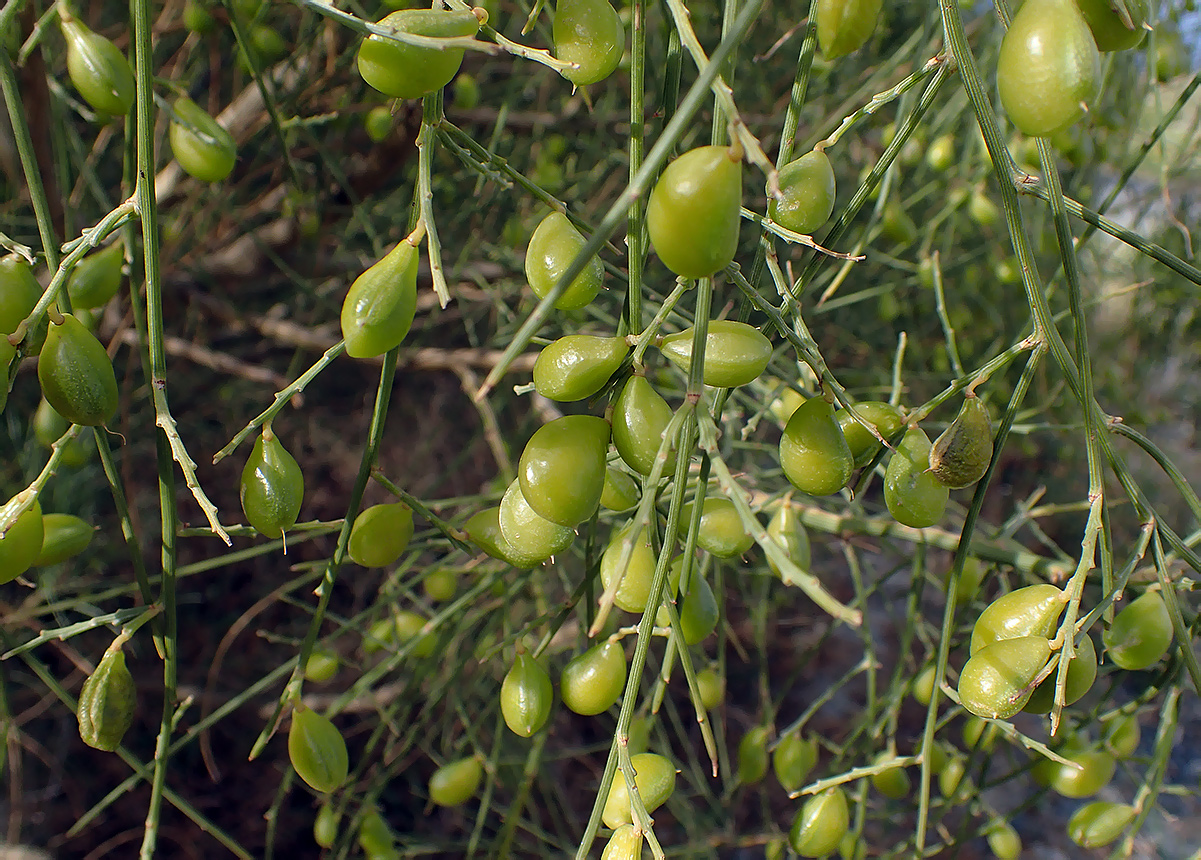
[883,427,948,528]
[772,731,817,793]
[348,503,414,568]
[341,239,419,358]
[1103,590,1172,670]
[696,666,724,709]
[501,654,554,737]
[986,822,1022,860]
[780,397,854,496]
[1023,633,1097,713]
[0,255,43,334]
[600,466,639,511]
[560,639,626,715]
[497,478,575,567]
[67,242,123,310]
[1068,801,1136,848]
[429,756,482,806]
[77,648,136,751]
[683,496,754,558]
[288,706,349,792]
[1035,746,1116,798]
[169,97,237,183]
[658,320,772,388]
[525,212,604,310]
[816,0,882,58]
[646,146,742,279]
[240,428,304,538]
[38,314,119,427]
[600,526,660,613]
[0,500,45,585]
[677,570,719,644]
[836,400,904,468]
[532,335,628,401]
[601,752,677,829]
[766,502,811,577]
[737,726,770,785]
[929,396,993,489]
[612,375,673,476]
[970,583,1065,654]
[958,635,1051,719]
[35,512,93,566]
[601,824,642,860]
[518,415,610,526]
[870,752,911,799]
[463,506,534,569]
[1076,0,1147,51]
[554,0,625,86]
[356,9,481,99]
[996,0,1101,137]
[789,787,850,858]
[770,150,836,235]
[62,18,135,116]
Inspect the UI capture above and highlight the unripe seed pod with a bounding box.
[61,17,135,117]
[929,396,993,489]
[288,704,349,793]
[78,647,136,751]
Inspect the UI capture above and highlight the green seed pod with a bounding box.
[240,426,304,538]
[34,512,93,566]
[37,314,119,427]
[682,496,754,559]
[1104,712,1141,758]
[288,704,349,793]
[61,17,135,117]
[497,478,575,568]
[601,824,642,860]
[388,609,436,658]
[926,134,955,172]
[696,666,725,710]
[66,242,123,311]
[600,525,662,614]
[780,397,855,496]
[1037,746,1116,798]
[169,97,237,183]
[554,0,625,86]
[356,9,482,99]
[737,726,770,785]
[501,653,554,737]
[658,320,772,389]
[1103,590,1173,671]
[463,506,535,569]
[1023,633,1098,713]
[912,664,937,706]
[601,752,676,829]
[677,571,719,644]
[600,466,639,511]
[312,802,340,848]
[816,0,882,58]
[348,503,414,568]
[183,1,216,35]
[518,415,610,527]
[304,647,340,683]
[971,584,1065,654]
[358,808,395,856]
[525,212,604,310]
[77,646,136,751]
[883,427,949,528]
[1068,801,1137,848]
[560,639,626,715]
[341,237,419,358]
[533,335,628,401]
[423,568,457,602]
[0,500,45,585]
[773,731,818,793]
[626,714,652,756]
[0,255,43,334]
[770,149,836,235]
[938,754,972,802]
[612,375,673,476]
[836,401,905,469]
[1075,0,1147,51]
[962,715,1000,752]
[929,396,992,490]
[958,635,1051,719]
[428,756,482,807]
[646,145,743,279]
[364,105,394,143]
[766,502,811,578]
[869,752,910,799]
[996,0,1101,137]
[986,821,1022,860]
[789,787,850,858]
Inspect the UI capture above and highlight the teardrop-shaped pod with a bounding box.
[524,212,604,310]
[288,704,349,792]
[341,237,419,358]
[348,502,414,567]
[1068,801,1137,848]
[737,726,770,785]
[61,16,135,117]
[772,731,817,793]
[497,479,575,567]
[1104,712,1141,758]
[1103,590,1173,670]
[996,0,1101,137]
[612,374,674,476]
[985,822,1022,860]
[766,502,811,578]
[659,320,772,388]
[789,787,850,858]
[392,609,436,658]
[356,9,482,99]
[970,583,1065,654]
[312,802,340,849]
[601,824,642,860]
[883,427,948,528]
[779,397,854,496]
[77,646,136,751]
[929,395,993,489]
[769,149,837,234]
[1076,0,1147,51]
[869,752,911,799]
[600,525,660,614]
[554,0,625,86]
[0,255,44,335]
[533,335,628,401]
[677,571,719,644]
[518,415,610,526]
[183,0,216,35]
[816,0,882,59]
[0,500,44,585]
[601,752,677,829]
[169,97,238,183]
[428,756,482,807]
[646,145,743,279]
[66,242,123,311]
[501,653,554,737]
[37,314,118,426]
[1040,746,1116,798]
[836,400,904,469]
[600,466,639,511]
[463,506,535,569]
[695,665,725,710]
[560,639,626,715]
[304,647,340,683]
[34,512,93,566]
[683,496,754,558]
[1023,633,1098,713]
[958,635,1051,719]
[239,426,304,538]
[938,754,972,802]
[357,808,395,856]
